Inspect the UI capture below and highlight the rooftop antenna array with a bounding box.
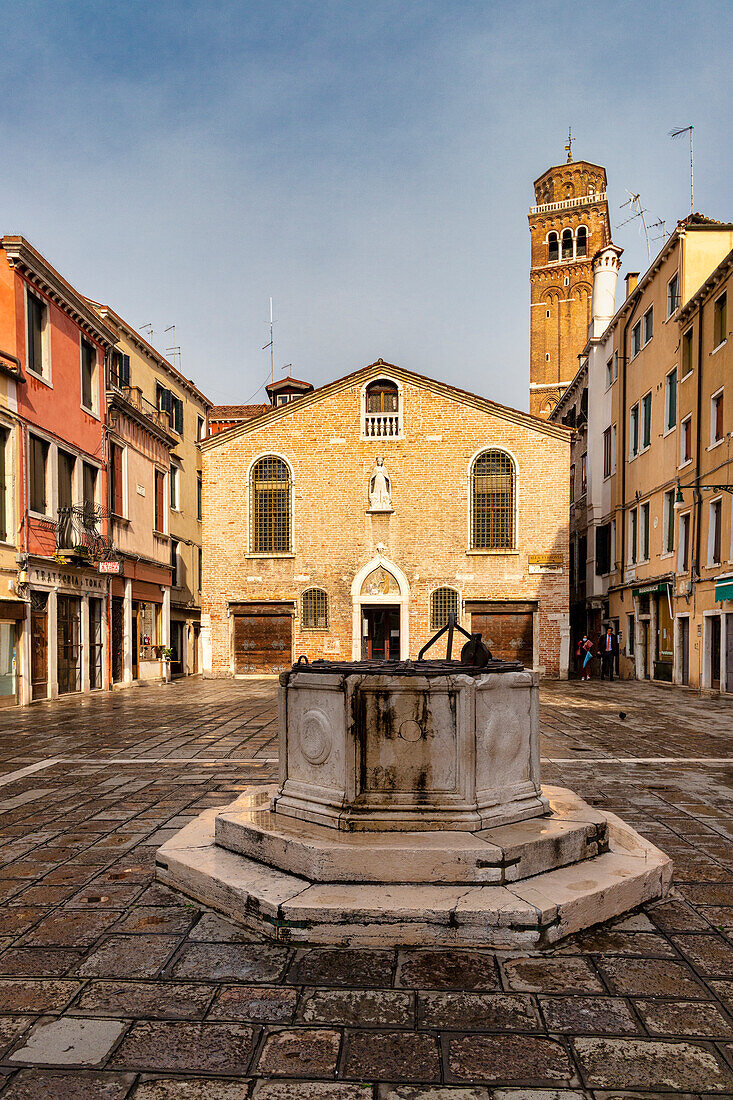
[618,190,651,265]
[139,322,154,341]
[670,125,694,214]
[164,324,182,370]
[261,297,275,384]
[648,217,668,245]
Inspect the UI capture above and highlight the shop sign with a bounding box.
[98,561,122,574]
[30,566,106,592]
[528,552,563,575]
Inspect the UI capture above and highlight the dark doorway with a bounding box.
[89,598,103,690]
[57,595,81,695]
[111,597,124,683]
[711,616,721,690]
[192,625,200,674]
[361,606,400,661]
[170,621,184,677]
[680,617,690,686]
[31,592,48,701]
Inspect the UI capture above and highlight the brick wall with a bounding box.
[202,369,570,677]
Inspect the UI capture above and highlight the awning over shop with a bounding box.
[715,579,733,603]
[632,581,671,597]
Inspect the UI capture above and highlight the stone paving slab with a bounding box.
[0,677,730,1095]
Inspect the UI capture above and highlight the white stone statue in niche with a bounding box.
[368,457,393,512]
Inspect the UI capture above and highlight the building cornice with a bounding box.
[1,236,118,348]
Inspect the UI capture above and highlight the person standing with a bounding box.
[600,624,619,681]
[580,634,594,680]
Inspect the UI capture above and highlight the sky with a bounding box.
[2,1,732,412]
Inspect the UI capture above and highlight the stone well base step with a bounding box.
[215,786,607,885]
[156,786,672,948]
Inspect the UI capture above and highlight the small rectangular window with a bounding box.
[154,469,165,532]
[81,339,96,411]
[627,613,635,656]
[682,328,693,376]
[170,538,179,587]
[0,426,9,542]
[83,462,97,515]
[197,416,205,441]
[667,273,679,318]
[709,499,722,565]
[640,501,650,561]
[663,489,675,554]
[714,291,727,348]
[30,435,49,514]
[629,508,638,565]
[110,443,124,517]
[642,392,652,449]
[665,368,677,431]
[631,321,642,358]
[611,424,617,473]
[198,546,202,592]
[643,306,653,345]
[170,464,178,509]
[172,396,184,435]
[197,473,202,521]
[678,511,690,573]
[569,464,575,504]
[630,404,639,458]
[681,415,692,464]
[603,427,612,478]
[606,358,613,388]
[580,453,587,496]
[26,292,48,378]
[111,351,130,388]
[712,390,724,444]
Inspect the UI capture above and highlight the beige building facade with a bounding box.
[201,361,571,681]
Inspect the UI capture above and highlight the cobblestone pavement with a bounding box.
[0,677,731,1097]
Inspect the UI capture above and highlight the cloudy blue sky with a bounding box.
[2,1,731,410]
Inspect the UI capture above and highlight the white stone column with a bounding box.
[102,590,110,691]
[48,589,58,700]
[558,614,570,680]
[80,595,90,694]
[123,578,133,684]
[200,613,212,676]
[162,587,171,682]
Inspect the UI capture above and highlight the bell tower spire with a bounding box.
[527,151,611,418]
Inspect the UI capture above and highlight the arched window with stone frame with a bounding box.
[547,231,559,264]
[470,449,516,551]
[301,588,329,630]
[430,586,460,630]
[364,377,401,438]
[575,225,588,258]
[249,454,292,554]
[561,228,573,261]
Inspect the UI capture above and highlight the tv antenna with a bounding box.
[670,125,694,214]
[164,325,182,369]
[618,190,651,264]
[261,297,275,383]
[648,217,668,245]
[139,322,154,341]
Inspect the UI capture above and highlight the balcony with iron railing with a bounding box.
[107,374,177,445]
[55,503,118,565]
[364,412,401,438]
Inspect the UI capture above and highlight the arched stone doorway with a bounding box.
[351,556,410,661]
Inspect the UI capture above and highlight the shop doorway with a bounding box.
[111,597,124,683]
[361,606,400,661]
[57,595,81,695]
[89,598,103,690]
[0,621,17,707]
[192,625,200,674]
[170,621,184,677]
[711,615,722,690]
[726,616,733,694]
[31,593,48,701]
[679,617,690,686]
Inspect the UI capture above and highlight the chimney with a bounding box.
[625,272,639,297]
[589,244,623,339]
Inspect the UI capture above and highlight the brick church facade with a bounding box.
[200,361,571,679]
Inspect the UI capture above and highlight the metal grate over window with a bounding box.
[430,587,459,630]
[250,455,291,554]
[302,588,329,630]
[471,449,515,550]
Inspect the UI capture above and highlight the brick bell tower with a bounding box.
[528,137,611,418]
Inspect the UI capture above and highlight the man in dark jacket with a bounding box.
[599,624,619,681]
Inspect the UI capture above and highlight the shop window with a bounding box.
[30,435,49,515]
[470,449,515,550]
[250,455,292,554]
[302,588,328,629]
[430,587,459,630]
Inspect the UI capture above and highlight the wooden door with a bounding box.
[711,616,721,690]
[233,608,292,674]
[57,595,81,695]
[89,598,103,690]
[469,609,534,666]
[680,618,690,686]
[31,599,48,700]
[111,597,124,683]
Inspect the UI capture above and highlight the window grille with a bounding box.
[250,455,291,553]
[302,588,329,629]
[471,450,515,550]
[430,587,459,629]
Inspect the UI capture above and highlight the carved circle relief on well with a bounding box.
[300,709,332,766]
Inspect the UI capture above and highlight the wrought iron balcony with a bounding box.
[56,503,117,564]
[106,378,176,444]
